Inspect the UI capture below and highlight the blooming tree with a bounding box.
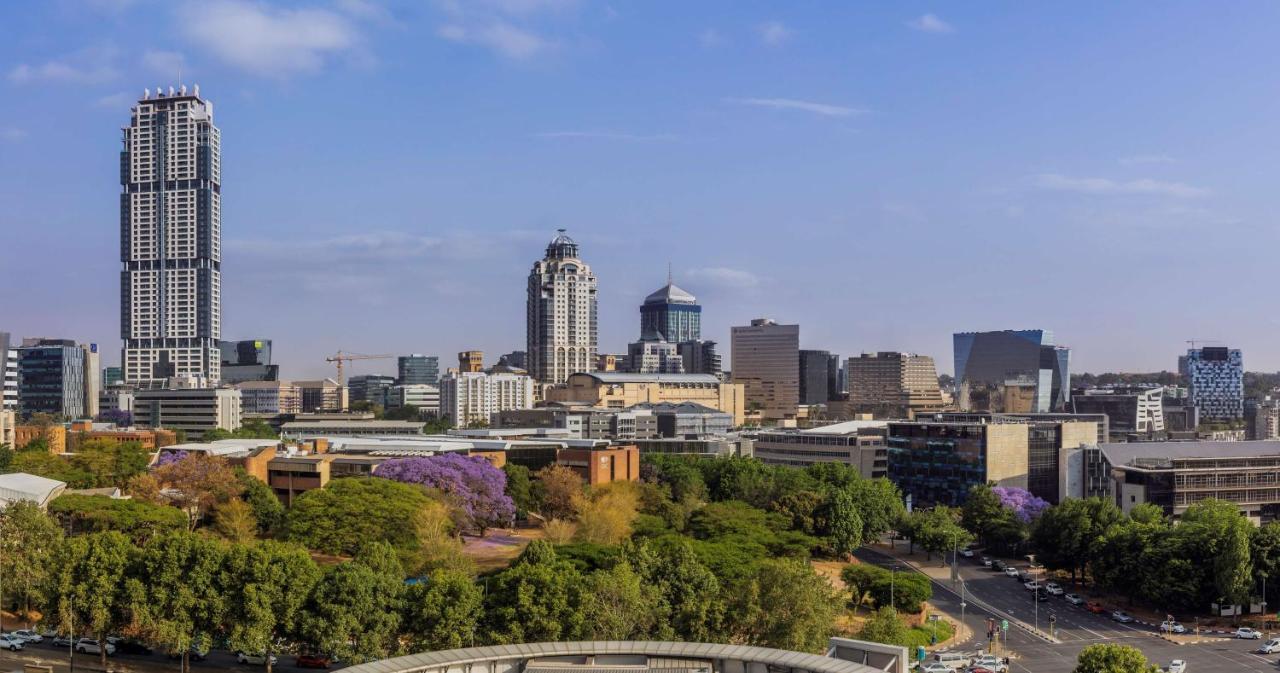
[375,454,515,533]
[992,486,1049,523]
[154,449,190,468]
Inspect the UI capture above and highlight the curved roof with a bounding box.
[546,229,580,260]
[644,281,697,305]
[341,641,885,673]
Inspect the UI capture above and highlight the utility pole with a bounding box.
[890,564,900,613]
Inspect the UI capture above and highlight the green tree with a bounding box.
[483,541,587,643]
[68,438,152,486]
[1182,498,1253,606]
[131,532,228,673]
[0,502,63,621]
[907,506,974,562]
[238,471,285,535]
[825,489,863,559]
[46,531,135,669]
[961,483,1006,541]
[233,419,279,439]
[641,539,726,641]
[502,463,536,517]
[211,498,258,544]
[1072,644,1161,673]
[48,494,188,544]
[152,452,241,529]
[223,540,321,673]
[402,569,483,651]
[846,478,906,543]
[730,558,840,653]
[1031,497,1121,582]
[856,606,909,646]
[298,542,405,663]
[582,560,661,639]
[1252,522,1280,607]
[285,477,435,556]
[10,451,95,488]
[868,569,932,614]
[383,404,422,421]
[840,564,883,613]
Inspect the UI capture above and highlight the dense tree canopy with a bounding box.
[375,454,514,533]
[285,477,437,558]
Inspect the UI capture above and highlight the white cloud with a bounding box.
[907,13,954,34]
[437,21,551,60]
[0,127,27,142]
[1032,173,1209,198]
[8,47,119,84]
[1118,154,1177,166]
[757,21,793,46]
[227,231,442,263]
[728,97,866,117]
[142,50,186,76]
[687,267,761,289]
[698,28,727,48]
[179,0,363,77]
[94,92,131,109]
[534,130,675,141]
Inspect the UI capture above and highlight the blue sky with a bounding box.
[3,1,1280,380]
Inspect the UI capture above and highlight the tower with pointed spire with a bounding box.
[527,230,598,389]
[639,273,701,343]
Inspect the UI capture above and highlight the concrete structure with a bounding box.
[398,354,440,386]
[99,384,135,417]
[458,351,485,373]
[953,329,1070,413]
[1071,386,1165,441]
[633,436,752,458]
[0,410,14,447]
[133,386,242,439]
[498,351,527,370]
[1247,398,1280,440]
[0,332,18,411]
[388,384,440,416]
[495,406,658,440]
[295,378,346,413]
[626,338,685,374]
[121,87,222,385]
[1181,346,1244,422]
[755,420,889,477]
[14,424,66,453]
[556,444,641,485]
[633,401,734,437]
[597,354,621,372]
[678,340,722,378]
[0,473,67,510]
[799,350,840,405]
[65,422,177,451]
[546,372,745,426]
[527,230,598,388]
[641,278,701,343]
[731,318,800,420]
[439,372,534,426]
[924,411,1109,446]
[280,419,425,440]
[81,343,100,418]
[218,339,278,384]
[845,352,945,418]
[18,339,86,419]
[235,380,301,415]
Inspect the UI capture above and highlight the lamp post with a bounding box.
[1027,553,1040,635]
[890,564,899,613]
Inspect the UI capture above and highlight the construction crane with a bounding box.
[325,351,393,385]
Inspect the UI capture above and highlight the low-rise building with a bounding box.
[13,424,66,453]
[755,420,888,478]
[632,436,752,458]
[134,387,243,440]
[295,379,347,413]
[280,420,425,440]
[65,420,177,451]
[1071,386,1165,441]
[0,472,67,509]
[236,380,302,415]
[545,372,745,426]
[387,384,440,417]
[0,410,14,447]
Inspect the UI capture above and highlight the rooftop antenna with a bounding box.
[667,261,673,285]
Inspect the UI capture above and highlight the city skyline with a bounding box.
[4,2,1280,379]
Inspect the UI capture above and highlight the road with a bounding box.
[0,640,344,673]
[856,546,1280,672]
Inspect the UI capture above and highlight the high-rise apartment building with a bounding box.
[953,329,1070,413]
[397,354,439,386]
[440,371,534,427]
[798,350,840,405]
[627,339,685,374]
[120,86,222,385]
[1181,346,1244,422]
[527,230,598,388]
[640,279,701,343]
[731,318,800,420]
[845,352,945,418]
[0,332,18,411]
[17,339,86,419]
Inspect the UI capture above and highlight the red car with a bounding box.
[1085,601,1107,614]
[295,654,331,669]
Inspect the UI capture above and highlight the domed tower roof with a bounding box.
[645,281,697,305]
[545,229,580,260]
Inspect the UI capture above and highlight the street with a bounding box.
[856,546,1280,672]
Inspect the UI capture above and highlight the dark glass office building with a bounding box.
[640,281,701,343]
[799,350,840,405]
[953,329,1070,413]
[218,339,278,384]
[18,339,85,418]
[398,354,439,386]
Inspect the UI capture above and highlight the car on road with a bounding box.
[1166,660,1186,673]
[9,630,42,643]
[1023,580,1040,591]
[1064,593,1084,605]
[1234,627,1263,639]
[51,635,75,648]
[75,638,116,655]
[1003,566,1019,577]
[0,634,24,652]
[1258,637,1280,653]
[1110,610,1135,623]
[1160,620,1186,634]
[115,640,154,655]
[971,655,1008,672]
[960,548,975,558]
[981,556,992,567]
[1044,582,1063,595]
[1085,601,1107,614]
[991,560,1006,571]
[296,654,332,669]
[1034,589,1051,601]
[237,652,279,665]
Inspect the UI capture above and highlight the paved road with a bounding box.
[0,640,345,673]
[858,546,1280,672]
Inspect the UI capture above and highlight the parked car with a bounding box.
[1258,637,1280,654]
[116,640,155,655]
[51,635,75,648]
[0,634,24,652]
[237,652,279,666]
[1023,580,1039,591]
[1003,566,1019,577]
[971,655,1008,672]
[1044,582,1063,595]
[1160,620,1186,634]
[981,556,992,567]
[1235,627,1263,640]
[75,638,116,655]
[1085,601,1107,614]
[296,654,332,669]
[967,668,996,673]
[1035,589,1051,601]
[1167,660,1186,673]
[960,548,975,558]
[1017,571,1033,583]
[1064,593,1084,605]
[10,629,43,643]
[1111,610,1135,623]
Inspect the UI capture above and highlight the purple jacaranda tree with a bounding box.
[96,408,133,427]
[154,449,190,468]
[375,454,515,533]
[992,486,1050,523]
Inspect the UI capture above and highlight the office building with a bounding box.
[81,343,100,418]
[295,379,347,413]
[218,339,278,384]
[799,350,840,405]
[1181,346,1244,422]
[120,87,222,385]
[235,380,301,415]
[627,338,685,374]
[634,401,734,438]
[100,384,135,417]
[731,319,800,420]
[134,386,242,439]
[280,419,425,440]
[1247,398,1280,441]
[679,340,722,378]
[546,372,746,426]
[1071,386,1165,441]
[348,374,396,407]
[755,420,889,477]
[845,352,945,419]
[640,277,701,343]
[497,351,527,370]
[1,332,18,411]
[103,366,123,387]
[18,339,86,419]
[388,384,440,417]
[440,371,534,427]
[527,230,598,388]
[953,329,1071,413]
[458,351,484,374]
[398,354,439,386]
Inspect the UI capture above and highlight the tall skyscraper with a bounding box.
[81,343,101,418]
[798,350,840,405]
[1181,346,1243,421]
[731,318,800,419]
[120,86,222,385]
[398,354,440,385]
[640,277,701,342]
[527,230,598,388]
[953,329,1070,413]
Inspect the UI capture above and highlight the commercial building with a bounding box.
[397,354,440,386]
[279,419,426,440]
[1,332,19,411]
[13,425,66,453]
[799,350,840,405]
[218,339,278,384]
[81,343,100,418]
[1181,346,1244,422]
[527,230,598,388]
[64,421,177,451]
[633,436,752,458]
[546,372,746,426]
[458,351,484,374]
[641,278,702,343]
[1071,386,1165,441]
[133,386,242,439]
[633,401,734,437]
[887,417,1096,506]
[845,352,944,418]
[348,374,396,407]
[496,406,657,440]
[100,384,135,418]
[678,340,722,378]
[626,338,685,374]
[103,366,123,387]
[18,339,86,419]
[120,87,222,385]
[1247,398,1280,441]
[953,329,1071,413]
[388,384,440,416]
[755,420,889,477]
[235,380,301,415]
[439,371,534,426]
[295,379,346,413]
[597,354,621,372]
[731,318,800,420]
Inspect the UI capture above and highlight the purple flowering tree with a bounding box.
[154,449,190,468]
[96,408,133,427]
[375,454,515,533]
[992,486,1050,523]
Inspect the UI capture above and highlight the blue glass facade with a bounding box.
[887,422,991,507]
[18,340,85,419]
[953,329,1070,413]
[640,282,701,343]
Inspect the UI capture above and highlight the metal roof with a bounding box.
[577,372,721,384]
[1099,440,1280,467]
[644,282,697,305]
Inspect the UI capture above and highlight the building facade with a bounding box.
[133,387,242,439]
[640,279,701,343]
[731,318,800,420]
[218,339,277,383]
[1071,386,1165,440]
[1181,346,1244,422]
[439,372,534,426]
[953,329,1070,413]
[17,339,86,419]
[798,350,840,405]
[0,333,18,412]
[235,380,301,415]
[388,384,440,416]
[458,351,484,374]
[347,374,395,407]
[755,420,889,477]
[546,372,745,426]
[627,338,686,374]
[845,352,945,418]
[679,340,722,378]
[81,343,101,418]
[527,230,598,388]
[295,379,346,413]
[120,87,222,385]
[397,354,439,386]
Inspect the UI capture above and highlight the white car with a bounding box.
[1258,637,1280,653]
[972,654,1008,672]
[917,664,952,673]
[237,652,279,665]
[1023,580,1040,591]
[75,638,116,655]
[1044,582,1063,595]
[1111,610,1135,623]
[1167,660,1186,673]
[9,629,43,643]
[1234,627,1263,640]
[1160,620,1186,634]
[0,634,23,651]
[1064,593,1084,605]
[960,548,975,558]
[1003,567,1020,577]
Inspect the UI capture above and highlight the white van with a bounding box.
[933,652,971,669]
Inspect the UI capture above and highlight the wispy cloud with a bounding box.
[0,127,27,142]
[8,46,119,84]
[178,0,364,77]
[534,130,675,142]
[227,231,443,263]
[434,0,568,60]
[1118,154,1177,166]
[437,21,551,60]
[728,97,866,117]
[94,92,131,109]
[142,49,186,76]
[687,267,761,289]
[907,13,954,34]
[757,21,793,46]
[1032,173,1209,198]
[698,28,727,49]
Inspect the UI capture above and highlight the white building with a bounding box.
[100,385,136,416]
[121,86,222,385]
[134,386,241,439]
[526,230,597,389]
[440,372,534,427]
[1,332,18,411]
[81,343,101,418]
[388,384,440,417]
[0,473,67,510]
[236,380,301,415]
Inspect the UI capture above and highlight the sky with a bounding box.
[3,0,1280,380]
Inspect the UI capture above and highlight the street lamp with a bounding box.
[1026,553,1041,635]
[891,564,900,613]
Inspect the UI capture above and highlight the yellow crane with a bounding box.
[325,350,393,385]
